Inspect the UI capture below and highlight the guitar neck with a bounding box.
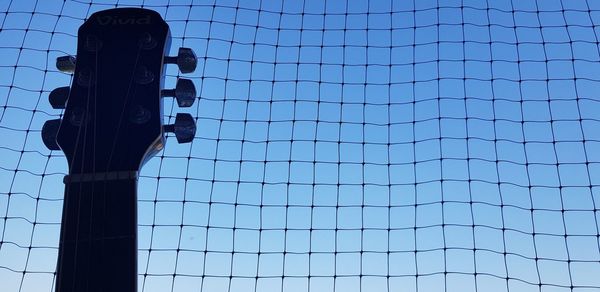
[40,8,197,292]
[55,174,138,292]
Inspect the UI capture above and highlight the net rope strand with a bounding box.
[0,0,600,292]
[508,0,545,288]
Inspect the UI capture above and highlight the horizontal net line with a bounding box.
[15,2,600,15]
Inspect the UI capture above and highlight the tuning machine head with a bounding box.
[164,48,197,73]
[44,57,74,151]
[49,87,70,109]
[43,56,74,151]
[163,113,196,144]
[56,56,76,73]
[42,119,61,150]
[162,78,196,107]
[162,47,197,144]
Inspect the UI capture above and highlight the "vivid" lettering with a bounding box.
[97,15,151,25]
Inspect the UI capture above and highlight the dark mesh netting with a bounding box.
[1,0,600,291]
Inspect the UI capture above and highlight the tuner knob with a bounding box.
[56,56,76,73]
[49,87,69,109]
[164,48,197,73]
[163,113,196,144]
[162,78,196,107]
[42,119,61,151]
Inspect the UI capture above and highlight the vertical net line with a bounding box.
[0,0,15,124]
[203,0,230,289]
[227,2,246,291]
[170,1,194,291]
[435,2,448,291]
[411,2,419,291]
[274,0,288,289]
[386,1,393,291]
[220,0,237,281]
[483,1,510,291]
[534,0,564,290]
[255,0,273,289]
[254,0,268,290]
[297,0,310,290]
[360,1,367,289]
[554,0,585,288]
[507,0,545,289]
[206,0,240,287]
[192,2,217,291]
[579,0,600,258]
[334,2,344,291]
[233,0,261,290]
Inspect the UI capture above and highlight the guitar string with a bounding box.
[50,3,95,290]
[57,10,144,291]
[94,1,135,290]
[83,31,100,291]
[98,31,144,291]
[101,42,144,199]
[62,18,96,292]
[71,34,97,292]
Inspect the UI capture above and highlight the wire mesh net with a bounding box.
[1,0,600,291]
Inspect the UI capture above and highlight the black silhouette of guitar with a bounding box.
[42,8,197,292]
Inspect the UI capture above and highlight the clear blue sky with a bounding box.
[1,0,600,291]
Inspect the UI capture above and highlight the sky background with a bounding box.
[1,0,600,291]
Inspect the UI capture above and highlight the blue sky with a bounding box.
[1,0,600,291]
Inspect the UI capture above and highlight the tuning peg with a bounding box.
[161,78,196,107]
[42,119,61,151]
[56,56,76,73]
[163,113,196,144]
[49,87,69,109]
[164,48,197,73]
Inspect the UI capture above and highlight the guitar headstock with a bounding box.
[42,8,197,175]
